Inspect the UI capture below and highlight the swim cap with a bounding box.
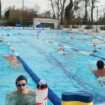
[37,80,47,89]
[8,55,15,61]
[16,75,27,85]
[38,80,46,85]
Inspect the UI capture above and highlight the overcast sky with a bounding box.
[1,0,50,14]
[1,0,105,15]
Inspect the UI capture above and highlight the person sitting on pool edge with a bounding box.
[89,60,105,78]
[6,75,36,105]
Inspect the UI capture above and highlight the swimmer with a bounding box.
[58,46,65,54]
[7,34,10,36]
[92,43,98,54]
[58,46,74,58]
[89,60,105,87]
[48,40,53,43]
[0,40,3,43]
[17,32,21,35]
[89,60,105,78]
[70,35,73,40]
[36,30,41,39]
[42,39,45,41]
[6,75,35,105]
[2,55,19,63]
[2,55,21,69]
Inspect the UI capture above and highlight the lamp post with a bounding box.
[96,6,98,32]
[22,0,24,11]
[21,0,24,23]
[0,0,1,18]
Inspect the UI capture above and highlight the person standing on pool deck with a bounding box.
[6,75,36,105]
[89,60,105,78]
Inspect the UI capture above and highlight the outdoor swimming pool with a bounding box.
[0,42,36,105]
[0,28,105,105]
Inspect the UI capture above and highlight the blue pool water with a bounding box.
[0,43,36,105]
[1,28,105,105]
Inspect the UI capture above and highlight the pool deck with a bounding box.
[69,29,105,36]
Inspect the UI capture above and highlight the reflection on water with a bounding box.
[6,93,35,105]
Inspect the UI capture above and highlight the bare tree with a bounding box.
[90,0,97,24]
[65,0,82,25]
[55,0,60,19]
[49,0,56,18]
[65,0,73,24]
[48,0,67,24]
[59,0,67,25]
[82,0,90,24]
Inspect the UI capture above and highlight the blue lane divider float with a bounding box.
[89,54,105,61]
[46,39,105,61]
[17,56,61,105]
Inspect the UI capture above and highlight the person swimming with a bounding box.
[92,42,98,54]
[6,75,35,105]
[3,55,19,63]
[7,34,10,36]
[89,60,105,87]
[48,40,53,44]
[0,39,3,43]
[36,30,41,39]
[89,60,105,78]
[58,46,74,59]
[58,46,65,54]
[2,55,21,69]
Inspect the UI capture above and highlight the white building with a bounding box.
[33,18,59,29]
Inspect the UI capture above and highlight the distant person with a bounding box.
[48,40,53,44]
[2,55,19,64]
[6,75,35,105]
[58,46,65,55]
[58,46,74,59]
[92,43,98,54]
[36,30,41,39]
[70,35,73,40]
[0,39,3,43]
[2,55,22,69]
[89,60,105,78]
[17,32,21,35]
[7,34,10,36]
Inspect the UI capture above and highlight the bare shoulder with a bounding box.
[8,91,17,96]
[28,89,36,95]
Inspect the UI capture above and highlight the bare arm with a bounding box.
[89,66,95,72]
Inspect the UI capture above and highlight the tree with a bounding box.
[59,0,67,25]
[65,0,73,24]
[65,0,82,25]
[82,0,90,24]
[48,0,68,25]
[4,9,10,19]
[90,0,97,24]
[4,6,38,26]
[49,0,56,18]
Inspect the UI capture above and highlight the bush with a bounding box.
[100,26,105,30]
[85,25,92,29]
